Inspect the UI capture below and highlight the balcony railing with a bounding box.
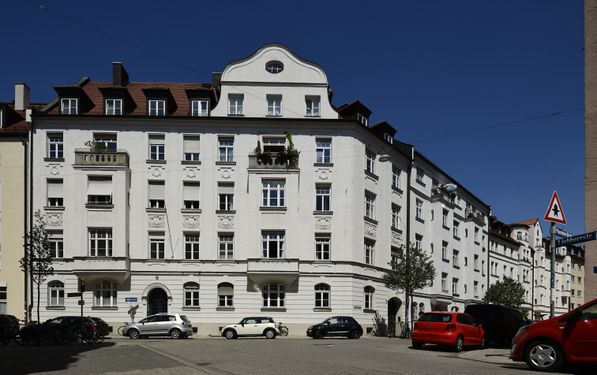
[431,187,456,207]
[74,149,129,167]
[465,208,486,225]
[248,152,299,170]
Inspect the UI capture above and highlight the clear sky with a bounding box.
[0,0,584,235]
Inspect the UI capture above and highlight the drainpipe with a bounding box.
[28,112,34,322]
[22,136,28,322]
[405,145,414,330]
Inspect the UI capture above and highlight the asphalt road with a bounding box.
[0,336,593,375]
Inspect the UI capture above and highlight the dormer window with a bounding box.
[105,99,123,115]
[306,96,320,117]
[191,99,209,116]
[148,99,166,116]
[384,133,393,144]
[356,113,368,126]
[265,60,284,74]
[60,98,78,115]
[0,108,3,128]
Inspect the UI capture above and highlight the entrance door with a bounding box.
[147,288,168,316]
[387,297,402,337]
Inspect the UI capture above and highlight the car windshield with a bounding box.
[418,314,452,322]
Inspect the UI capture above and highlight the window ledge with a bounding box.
[260,307,286,312]
[216,307,235,312]
[216,210,236,215]
[215,161,236,166]
[260,206,287,212]
[313,307,332,312]
[474,241,480,246]
[313,211,333,215]
[474,269,480,272]
[364,170,379,181]
[391,227,403,233]
[313,162,333,167]
[416,180,426,186]
[363,309,376,314]
[227,113,244,117]
[44,206,65,211]
[442,258,450,263]
[86,204,114,210]
[181,208,202,214]
[44,157,65,163]
[146,159,167,164]
[314,259,332,263]
[453,236,461,241]
[391,186,403,194]
[91,306,118,311]
[181,160,202,165]
[415,217,425,224]
[146,208,167,213]
[216,259,236,263]
[182,306,201,311]
[453,294,460,298]
[443,225,450,231]
[46,306,66,310]
[453,265,460,270]
[363,216,378,225]
[305,114,321,118]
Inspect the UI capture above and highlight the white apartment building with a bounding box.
[29,44,490,333]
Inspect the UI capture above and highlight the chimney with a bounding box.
[112,62,129,86]
[212,72,222,92]
[14,83,30,111]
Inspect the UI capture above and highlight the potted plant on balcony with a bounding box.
[279,132,300,168]
[253,140,272,165]
[84,140,108,152]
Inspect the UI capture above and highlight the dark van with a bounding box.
[464,304,527,347]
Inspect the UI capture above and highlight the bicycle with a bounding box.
[117,322,129,336]
[278,322,288,337]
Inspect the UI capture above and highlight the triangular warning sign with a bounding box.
[544,191,567,225]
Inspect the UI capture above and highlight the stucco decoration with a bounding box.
[217,215,234,230]
[364,222,377,238]
[183,167,199,179]
[391,230,402,245]
[218,167,234,180]
[148,165,165,178]
[148,214,165,228]
[315,216,331,230]
[45,212,63,227]
[317,169,331,181]
[46,163,63,176]
[183,215,200,229]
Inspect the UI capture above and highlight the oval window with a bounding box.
[265,61,284,74]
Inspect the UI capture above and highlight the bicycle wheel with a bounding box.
[117,325,127,336]
[279,326,288,336]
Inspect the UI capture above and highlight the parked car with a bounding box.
[89,317,111,338]
[306,316,363,339]
[510,297,597,372]
[122,313,192,339]
[0,314,20,346]
[221,317,280,339]
[411,312,486,352]
[464,303,528,347]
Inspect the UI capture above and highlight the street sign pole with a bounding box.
[550,222,556,318]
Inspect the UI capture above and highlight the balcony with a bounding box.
[74,149,129,167]
[431,187,456,208]
[465,208,486,225]
[248,152,299,170]
[72,256,130,283]
[246,258,299,285]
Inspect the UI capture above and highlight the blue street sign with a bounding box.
[125,297,138,303]
[555,231,597,247]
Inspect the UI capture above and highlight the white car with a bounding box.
[221,317,280,339]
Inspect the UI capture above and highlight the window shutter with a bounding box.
[47,179,63,198]
[183,182,199,201]
[183,136,200,153]
[148,181,165,200]
[218,182,234,195]
[218,284,234,296]
[87,177,112,195]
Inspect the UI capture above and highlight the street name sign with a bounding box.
[125,297,138,303]
[544,191,567,225]
[67,292,82,298]
[556,231,597,246]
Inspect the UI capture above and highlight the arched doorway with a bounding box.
[147,288,168,315]
[387,297,402,337]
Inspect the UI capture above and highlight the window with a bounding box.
[148,99,166,116]
[262,179,285,207]
[218,233,234,260]
[148,134,165,160]
[0,109,3,128]
[149,232,165,259]
[262,232,285,258]
[218,183,234,211]
[218,137,234,162]
[183,282,200,307]
[183,135,200,161]
[452,250,459,268]
[442,209,449,228]
[315,184,331,211]
[315,138,331,163]
[474,254,479,270]
[415,199,423,220]
[357,113,368,126]
[183,182,200,210]
[93,133,117,151]
[392,166,401,189]
[365,192,376,219]
[266,95,282,116]
[391,204,402,230]
[315,284,330,308]
[416,168,424,184]
[47,133,64,158]
[365,150,375,174]
[262,284,285,307]
[0,286,5,314]
[94,281,117,307]
[441,273,448,292]
[191,99,209,116]
[218,283,234,307]
[228,94,244,115]
[87,176,112,205]
[47,179,63,207]
[47,281,65,307]
[415,234,423,249]
[184,233,200,260]
[148,180,165,208]
[442,241,448,260]
[306,96,320,117]
[315,234,330,260]
[391,246,401,263]
[474,281,479,298]
[453,220,460,238]
[262,137,286,153]
[89,229,112,257]
[364,239,375,265]
[60,98,78,115]
[452,278,459,296]
[266,60,284,73]
[105,98,123,115]
[474,227,479,242]
[364,286,375,310]
[48,231,64,258]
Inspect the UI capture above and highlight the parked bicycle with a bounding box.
[278,322,289,336]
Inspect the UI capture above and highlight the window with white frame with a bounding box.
[218,233,234,259]
[315,138,331,163]
[182,182,200,210]
[148,134,165,160]
[87,176,112,205]
[218,136,234,162]
[314,283,330,308]
[474,254,479,270]
[93,133,117,151]
[474,281,479,298]
[474,227,479,242]
[365,150,375,174]
[262,231,284,258]
[0,287,5,314]
[266,95,282,116]
[183,135,200,161]
[94,281,117,307]
[89,229,112,257]
[262,136,286,153]
[148,180,165,208]
[184,233,200,260]
[262,284,285,307]
[442,209,449,227]
[183,282,200,307]
[364,286,374,310]
[452,278,459,296]
[218,183,234,211]
[364,191,376,219]
[453,220,460,238]
[191,99,209,116]
[416,168,424,184]
[415,199,423,220]
[228,94,244,115]
[357,113,368,126]
[452,250,459,267]
[441,273,448,292]
[364,239,375,265]
[442,241,448,260]
[60,98,78,115]
[391,204,402,230]
[262,179,285,207]
[392,166,401,189]
[315,184,331,211]
[306,96,320,117]
[218,282,234,307]
[47,179,63,207]
[105,98,123,115]
[0,108,3,128]
[415,234,423,250]
[149,232,165,259]
[47,281,64,307]
[315,234,330,260]
[47,133,64,158]
[48,231,64,258]
[148,99,166,116]
[482,260,486,275]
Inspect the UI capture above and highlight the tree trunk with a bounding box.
[404,289,410,337]
[36,280,41,324]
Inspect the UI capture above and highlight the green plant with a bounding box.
[85,140,107,152]
[283,132,300,168]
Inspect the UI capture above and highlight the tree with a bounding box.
[20,210,54,323]
[383,243,436,336]
[483,277,525,308]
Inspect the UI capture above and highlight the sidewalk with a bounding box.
[457,348,514,365]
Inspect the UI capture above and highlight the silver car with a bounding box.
[123,313,192,339]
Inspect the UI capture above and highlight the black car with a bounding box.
[89,317,110,338]
[0,314,20,346]
[306,316,363,339]
[464,304,528,347]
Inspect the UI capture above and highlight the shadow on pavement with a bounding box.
[499,364,597,374]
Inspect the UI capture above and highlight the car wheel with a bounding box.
[264,329,276,339]
[313,330,324,339]
[224,329,237,339]
[479,336,487,349]
[412,342,424,349]
[348,330,361,339]
[454,336,464,352]
[128,329,140,340]
[169,328,182,339]
[524,340,564,372]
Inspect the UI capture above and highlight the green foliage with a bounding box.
[85,140,107,152]
[282,131,300,168]
[483,277,525,308]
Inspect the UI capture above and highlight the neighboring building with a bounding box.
[29,44,490,334]
[0,83,30,318]
[569,245,585,309]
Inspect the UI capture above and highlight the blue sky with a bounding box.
[1,0,584,234]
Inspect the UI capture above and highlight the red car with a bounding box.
[411,312,486,352]
[510,297,597,372]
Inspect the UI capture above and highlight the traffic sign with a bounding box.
[67,292,82,298]
[77,300,85,306]
[556,231,597,246]
[125,297,138,303]
[544,191,567,224]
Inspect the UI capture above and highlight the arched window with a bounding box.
[48,281,64,307]
[94,281,117,307]
[314,283,330,308]
[218,282,234,308]
[183,282,200,307]
[262,284,285,308]
[364,286,375,310]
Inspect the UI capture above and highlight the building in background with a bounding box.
[569,244,585,309]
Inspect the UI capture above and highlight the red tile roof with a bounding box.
[511,218,539,227]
